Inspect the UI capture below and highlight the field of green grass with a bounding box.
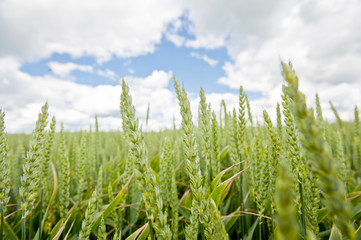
[1,62,361,239]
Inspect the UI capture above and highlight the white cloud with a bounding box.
[97,69,117,80]
[165,19,185,47]
[186,35,226,49]
[0,57,258,133]
[48,62,93,77]
[190,52,218,67]
[2,56,354,134]
[166,33,185,47]
[182,0,291,50]
[0,58,180,132]
[182,0,361,122]
[0,0,183,62]
[0,0,360,132]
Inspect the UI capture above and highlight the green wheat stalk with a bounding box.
[19,102,49,240]
[199,88,213,186]
[174,77,228,240]
[78,189,98,240]
[282,61,354,239]
[0,110,10,240]
[58,123,71,220]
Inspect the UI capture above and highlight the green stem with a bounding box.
[271,213,275,236]
[38,190,43,240]
[147,217,154,240]
[21,210,26,240]
[258,221,262,240]
[29,213,33,240]
[257,205,262,240]
[207,163,212,190]
[239,162,244,239]
[39,162,58,240]
[127,199,132,234]
[126,207,133,233]
[298,176,307,239]
[236,225,240,240]
[200,223,205,240]
[263,221,267,240]
[1,202,3,240]
[118,209,123,234]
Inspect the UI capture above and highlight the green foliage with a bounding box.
[199,88,212,186]
[282,61,354,239]
[76,133,87,205]
[20,102,49,216]
[0,110,10,240]
[98,217,106,240]
[274,163,300,240]
[1,62,361,240]
[121,79,170,239]
[58,123,71,219]
[0,110,10,207]
[78,189,98,240]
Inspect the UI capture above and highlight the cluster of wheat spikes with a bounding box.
[0,61,361,239]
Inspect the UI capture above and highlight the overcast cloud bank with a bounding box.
[0,0,360,132]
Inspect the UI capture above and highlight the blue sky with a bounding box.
[20,40,236,95]
[0,0,360,132]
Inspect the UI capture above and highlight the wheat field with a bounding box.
[1,62,361,239]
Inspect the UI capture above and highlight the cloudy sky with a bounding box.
[0,0,360,132]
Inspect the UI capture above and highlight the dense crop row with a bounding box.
[1,62,361,239]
